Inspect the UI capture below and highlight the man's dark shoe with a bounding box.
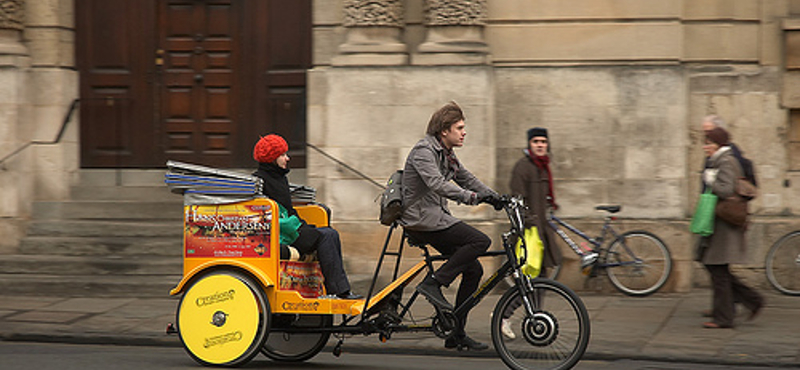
[445,335,489,351]
[416,276,453,310]
[336,291,363,300]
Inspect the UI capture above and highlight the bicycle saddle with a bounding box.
[405,233,428,248]
[595,205,621,213]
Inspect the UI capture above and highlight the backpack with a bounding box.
[379,170,404,226]
[740,156,757,188]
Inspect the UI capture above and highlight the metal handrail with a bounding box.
[0,98,80,166]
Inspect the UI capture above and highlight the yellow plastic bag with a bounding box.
[515,226,544,278]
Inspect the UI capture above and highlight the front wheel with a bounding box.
[491,278,590,370]
[606,231,672,296]
[766,231,800,296]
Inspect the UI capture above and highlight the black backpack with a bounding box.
[379,170,404,226]
[740,156,757,188]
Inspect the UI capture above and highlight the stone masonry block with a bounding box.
[683,0,760,21]
[24,28,74,67]
[684,23,759,62]
[312,0,341,26]
[487,22,681,63]
[313,27,345,66]
[489,0,681,20]
[553,180,610,218]
[624,146,685,180]
[608,179,684,218]
[24,0,64,27]
[555,145,625,180]
[782,71,800,108]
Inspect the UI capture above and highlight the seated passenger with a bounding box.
[252,134,361,300]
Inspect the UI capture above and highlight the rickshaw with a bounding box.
[164,161,590,370]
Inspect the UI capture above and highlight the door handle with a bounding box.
[194,74,204,84]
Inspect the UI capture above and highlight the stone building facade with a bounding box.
[3,0,800,292]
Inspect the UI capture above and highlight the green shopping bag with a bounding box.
[515,226,544,277]
[690,189,718,236]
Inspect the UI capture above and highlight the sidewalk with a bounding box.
[0,290,798,366]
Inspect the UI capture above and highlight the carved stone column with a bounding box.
[0,0,27,56]
[414,0,489,65]
[333,0,408,66]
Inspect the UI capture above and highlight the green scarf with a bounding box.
[278,203,302,245]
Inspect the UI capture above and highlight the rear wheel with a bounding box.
[177,270,270,367]
[262,314,332,362]
[491,278,590,370]
[606,231,671,296]
[766,231,800,296]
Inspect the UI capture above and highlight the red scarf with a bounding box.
[529,152,556,209]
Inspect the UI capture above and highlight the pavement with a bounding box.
[0,289,798,367]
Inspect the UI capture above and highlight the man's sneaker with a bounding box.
[416,276,453,310]
[445,335,489,351]
[501,318,516,340]
[580,252,599,275]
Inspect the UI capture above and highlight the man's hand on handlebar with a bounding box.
[476,190,504,211]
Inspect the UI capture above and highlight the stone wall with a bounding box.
[0,0,78,253]
[308,0,799,293]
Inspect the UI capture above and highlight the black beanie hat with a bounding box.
[527,127,548,142]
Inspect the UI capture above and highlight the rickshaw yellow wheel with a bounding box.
[177,271,270,367]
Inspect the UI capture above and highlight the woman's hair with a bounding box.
[426,101,464,136]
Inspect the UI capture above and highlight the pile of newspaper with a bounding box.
[165,160,316,203]
[165,160,262,196]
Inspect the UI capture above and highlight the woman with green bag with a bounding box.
[698,127,763,329]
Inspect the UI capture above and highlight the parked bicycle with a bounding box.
[765,230,800,296]
[546,205,672,296]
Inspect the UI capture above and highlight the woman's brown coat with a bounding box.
[702,147,748,265]
[510,152,562,268]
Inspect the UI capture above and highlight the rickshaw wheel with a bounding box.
[261,313,333,362]
[177,270,270,367]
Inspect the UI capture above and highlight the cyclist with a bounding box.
[400,101,502,351]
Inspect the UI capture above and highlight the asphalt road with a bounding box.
[0,342,790,370]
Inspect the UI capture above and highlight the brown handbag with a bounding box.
[715,195,748,227]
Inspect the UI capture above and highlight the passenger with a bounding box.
[252,134,361,300]
[400,101,503,351]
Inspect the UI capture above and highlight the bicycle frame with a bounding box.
[547,212,640,269]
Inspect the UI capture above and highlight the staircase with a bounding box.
[0,170,186,298]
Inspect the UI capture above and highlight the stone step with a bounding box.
[19,236,183,257]
[0,255,182,276]
[32,201,183,221]
[0,273,181,298]
[26,219,183,238]
[70,185,177,202]
[77,169,168,187]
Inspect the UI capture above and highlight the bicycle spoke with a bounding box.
[606,231,671,296]
[491,280,589,370]
[766,232,800,296]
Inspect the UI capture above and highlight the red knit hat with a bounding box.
[253,134,288,163]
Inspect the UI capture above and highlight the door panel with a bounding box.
[77,0,310,168]
[77,0,156,167]
[158,0,241,168]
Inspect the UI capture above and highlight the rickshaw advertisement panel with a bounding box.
[184,203,273,259]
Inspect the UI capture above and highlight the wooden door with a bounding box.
[77,0,311,168]
[77,0,157,167]
[157,0,244,168]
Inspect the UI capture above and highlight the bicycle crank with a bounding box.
[522,311,559,347]
[431,309,458,339]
